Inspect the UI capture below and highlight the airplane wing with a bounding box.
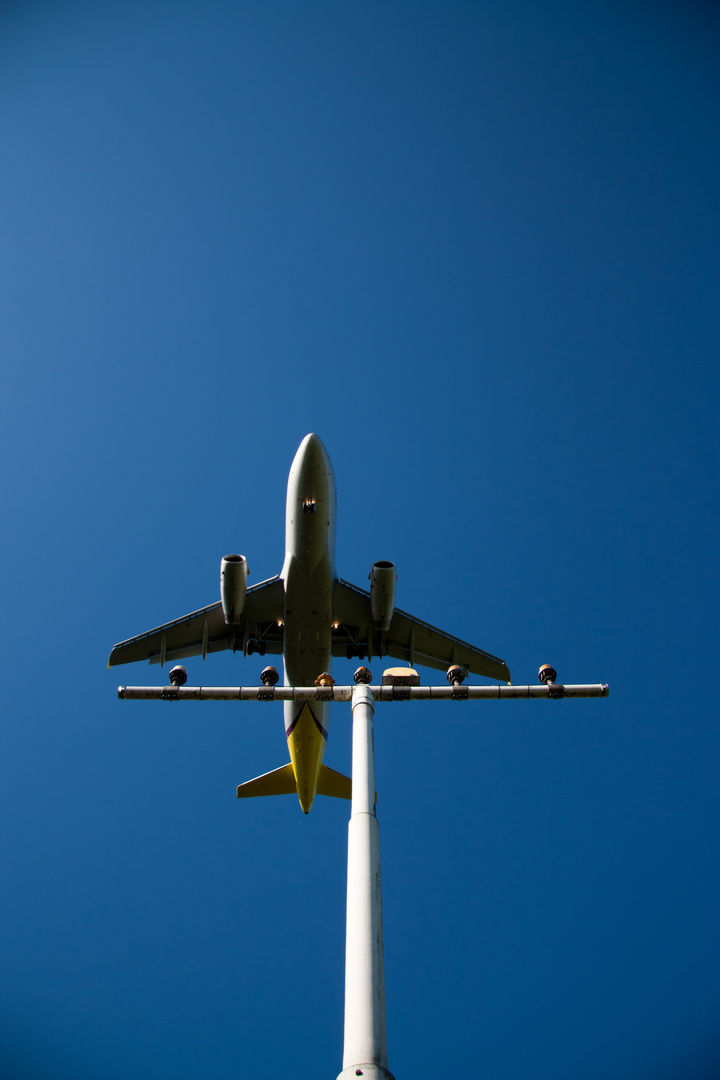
[108,576,285,667]
[332,579,511,683]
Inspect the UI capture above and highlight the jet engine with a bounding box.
[369,561,397,631]
[221,554,248,625]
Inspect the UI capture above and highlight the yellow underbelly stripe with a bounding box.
[286,702,327,813]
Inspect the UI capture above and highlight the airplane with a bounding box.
[109,434,511,813]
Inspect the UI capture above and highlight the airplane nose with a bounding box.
[295,433,329,472]
[291,434,333,495]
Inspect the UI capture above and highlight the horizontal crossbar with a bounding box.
[117,683,609,702]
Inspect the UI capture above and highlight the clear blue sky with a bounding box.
[1,3,718,1078]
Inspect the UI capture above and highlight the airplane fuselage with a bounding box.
[280,434,337,811]
[109,431,512,814]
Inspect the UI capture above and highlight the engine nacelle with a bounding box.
[220,554,248,625]
[369,560,397,631]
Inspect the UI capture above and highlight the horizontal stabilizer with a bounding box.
[316,764,352,800]
[236,763,296,799]
[235,762,352,802]
[235,762,351,802]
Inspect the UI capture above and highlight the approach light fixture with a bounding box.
[260,666,280,687]
[168,665,188,687]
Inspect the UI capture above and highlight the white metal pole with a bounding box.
[337,684,395,1080]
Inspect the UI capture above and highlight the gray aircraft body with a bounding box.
[109,434,510,812]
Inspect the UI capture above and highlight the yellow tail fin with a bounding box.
[235,762,352,801]
[236,763,296,799]
[316,764,352,800]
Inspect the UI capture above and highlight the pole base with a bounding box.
[336,1066,395,1080]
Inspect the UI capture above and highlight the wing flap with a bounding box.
[332,578,511,683]
[108,576,284,667]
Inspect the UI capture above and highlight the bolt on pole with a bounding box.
[336,683,395,1080]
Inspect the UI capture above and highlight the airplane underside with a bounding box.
[108,433,511,814]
